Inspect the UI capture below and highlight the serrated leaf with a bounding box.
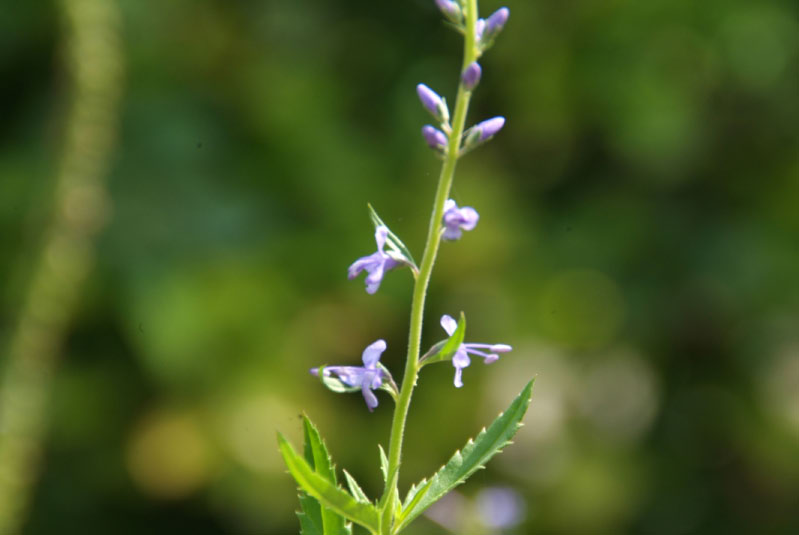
[378,445,389,486]
[343,470,370,505]
[279,433,380,532]
[302,416,350,535]
[297,493,324,535]
[395,379,535,531]
[420,312,466,366]
[367,203,417,269]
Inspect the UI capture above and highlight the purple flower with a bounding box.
[417,84,448,123]
[422,125,448,151]
[311,340,387,411]
[440,315,512,388]
[461,62,482,91]
[348,226,399,294]
[442,199,479,240]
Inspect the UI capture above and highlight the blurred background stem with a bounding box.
[0,0,122,532]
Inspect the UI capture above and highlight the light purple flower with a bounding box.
[311,339,387,411]
[440,315,512,388]
[442,199,479,240]
[417,84,448,123]
[422,125,448,151]
[348,226,399,294]
[461,62,482,91]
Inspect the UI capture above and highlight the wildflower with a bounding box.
[422,125,449,152]
[417,83,449,124]
[440,314,512,388]
[311,339,387,411]
[442,199,479,240]
[348,226,399,294]
[461,62,482,91]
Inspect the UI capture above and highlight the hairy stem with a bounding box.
[380,1,479,532]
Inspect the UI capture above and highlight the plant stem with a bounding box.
[379,2,479,532]
[0,0,122,531]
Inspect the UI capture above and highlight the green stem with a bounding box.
[0,0,122,532]
[379,2,479,533]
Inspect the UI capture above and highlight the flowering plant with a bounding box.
[278,2,533,533]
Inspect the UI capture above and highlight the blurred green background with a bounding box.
[2,0,798,533]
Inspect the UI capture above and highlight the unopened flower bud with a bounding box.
[417,83,449,124]
[422,125,448,152]
[476,116,505,141]
[461,62,482,91]
[435,0,463,24]
[478,7,509,49]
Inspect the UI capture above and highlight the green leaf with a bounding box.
[301,416,350,535]
[343,469,370,505]
[395,379,535,532]
[297,493,324,535]
[378,445,389,486]
[279,433,380,533]
[420,312,466,366]
[367,203,417,269]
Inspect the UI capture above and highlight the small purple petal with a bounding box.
[491,344,513,353]
[348,254,375,280]
[323,366,367,387]
[461,62,482,91]
[362,339,387,368]
[452,348,470,388]
[477,117,505,141]
[458,207,479,231]
[375,225,388,251]
[310,367,320,376]
[362,383,379,411]
[422,125,448,150]
[484,354,500,364]
[441,314,458,336]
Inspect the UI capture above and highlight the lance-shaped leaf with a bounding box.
[378,445,389,486]
[343,470,370,505]
[300,416,351,535]
[368,204,418,272]
[395,379,534,532]
[420,312,466,366]
[279,433,380,533]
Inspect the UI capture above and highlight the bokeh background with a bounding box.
[2,0,798,533]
